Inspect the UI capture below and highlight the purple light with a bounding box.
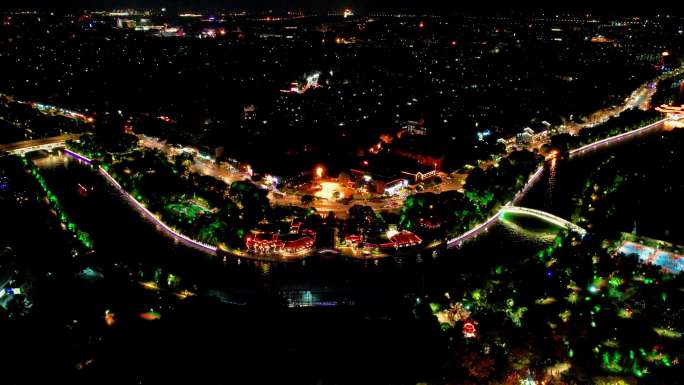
[446,117,663,248]
[569,119,667,158]
[447,208,501,247]
[63,148,92,164]
[65,149,216,255]
[97,166,217,254]
[512,166,544,205]
[448,164,545,247]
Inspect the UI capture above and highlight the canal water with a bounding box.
[520,123,683,244]
[29,122,683,304]
[32,152,560,306]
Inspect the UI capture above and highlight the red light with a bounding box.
[450,40,457,46]
[362,160,369,166]
[463,322,476,336]
[418,21,425,29]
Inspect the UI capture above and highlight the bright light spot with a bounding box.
[265,174,279,186]
[139,311,161,321]
[315,166,324,179]
[140,281,160,291]
[463,321,477,338]
[104,310,116,326]
[315,181,344,200]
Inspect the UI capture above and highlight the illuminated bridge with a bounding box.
[447,204,586,249]
[499,206,587,237]
[0,134,82,156]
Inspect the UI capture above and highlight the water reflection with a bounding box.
[547,157,558,208]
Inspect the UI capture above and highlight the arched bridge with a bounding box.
[499,206,587,237]
[447,204,586,249]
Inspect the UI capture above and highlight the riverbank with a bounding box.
[57,114,674,262]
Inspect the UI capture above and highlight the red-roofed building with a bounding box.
[389,231,423,248]
[419,218,442,230]
[284,237,315,253]
[245,232,284,252]
[344,234,363,245]
[246,228,316,254]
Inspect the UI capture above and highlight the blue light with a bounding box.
[476,130,492,141]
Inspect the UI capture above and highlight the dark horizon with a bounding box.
[2,0,684,15]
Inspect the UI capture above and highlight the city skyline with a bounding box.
[3,0,684,14]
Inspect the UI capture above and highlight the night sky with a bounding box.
[1,0,682,14]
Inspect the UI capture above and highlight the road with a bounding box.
[505,70,674,154]
[139,135,466,219]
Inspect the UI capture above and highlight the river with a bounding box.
[21,120,682,384]
[27,119,684,306]
[30,152,562,306]
[520,121,683,243]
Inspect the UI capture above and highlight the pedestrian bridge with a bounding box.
[447,204,587,249]
[499,206,587,237]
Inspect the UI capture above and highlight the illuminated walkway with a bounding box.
[568,118,667,157]
[97,164,218,254]
[63,149,219,255]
